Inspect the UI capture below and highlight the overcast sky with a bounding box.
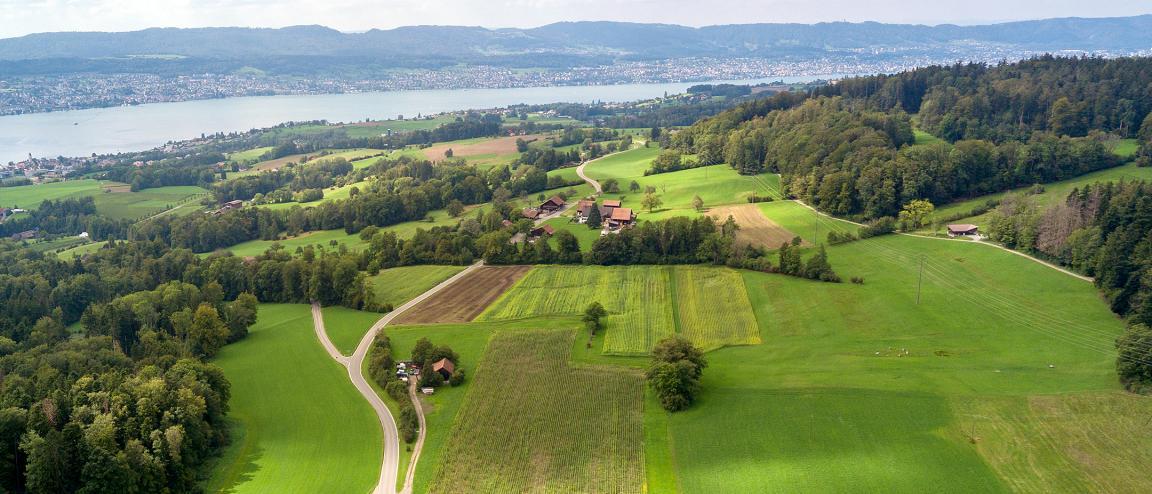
[1,0,1150,39]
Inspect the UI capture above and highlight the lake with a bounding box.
[0,75,844,163]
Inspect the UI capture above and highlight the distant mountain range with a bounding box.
[0,16,1149,70]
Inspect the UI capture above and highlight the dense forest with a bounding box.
[673,56,1147,219]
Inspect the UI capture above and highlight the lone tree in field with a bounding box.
[444,148,454,158]
[583,301,607,336]
[898,199,934,230]
[692,195,705,212]
[642,193,663,213]
[587,205,603,229]
[647,337,707,412]
[629,180,641,193]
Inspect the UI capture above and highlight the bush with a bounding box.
[827,230,858,245]
[859,216,896,238]
[746,193,775,203]
[449,369,466,386]
[385,379,409,401]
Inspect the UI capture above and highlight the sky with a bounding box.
[1,0,1150,39]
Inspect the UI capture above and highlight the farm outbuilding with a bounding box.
[947,224,979,237]
[433,358,455,380]
[539,196,566,212]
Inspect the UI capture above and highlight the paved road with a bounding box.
[311,262,485,494]
[576,159,602,194]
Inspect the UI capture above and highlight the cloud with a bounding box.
[0,0,1148,38]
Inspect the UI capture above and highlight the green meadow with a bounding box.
[656,232,1139,493]
[930,161,1152,228]
[0,180,206,219]
[583,147,780,221]
[205,304,381,493]
[368,265,466,309]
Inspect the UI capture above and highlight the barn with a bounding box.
[947,224,979,237]
[433,358,456,380]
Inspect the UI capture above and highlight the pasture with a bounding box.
[930,161,1152,228]
[393,266,531,324]
[211,210,468,258]
[0,180,206,219]
[321,306,382,355]
[369,265,466,309]
[478,265,761,355]
[659,233,1144,492]
[427,330,645,494]
[93,185,208,220]
[584,147,781,220]
[57,240,108,259]
[0,179,104,209]
[205,304,381,493]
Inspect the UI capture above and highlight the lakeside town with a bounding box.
[4,44,1147,116]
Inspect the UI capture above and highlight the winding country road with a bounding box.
[308,153,608,493]
[576,160,602,194]
[310,261,483,494]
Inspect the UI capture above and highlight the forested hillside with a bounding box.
[674,56,1150,219]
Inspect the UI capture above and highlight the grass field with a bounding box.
[321,306,382,355]
[1111,138,1140,158]
[93,185,208,220]
[913,129,945,146]
[369,265,466,309]
[205,304,381,493]
[479,265,761,355]
[427,330,645,494]
[57,240,108,259]
[758,200,861,245]
[0,180,206,219]
[0,179,104,209]
[584,147,781,221]
[673,267,761,351]
[657,233,1140,493]
[212,210,467,257]
[930,162,1152,228]
[228,146,274,163]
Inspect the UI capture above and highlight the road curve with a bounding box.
[576,160,602,194]
[351,261,485,494]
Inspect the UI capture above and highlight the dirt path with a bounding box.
[403,379,428,493]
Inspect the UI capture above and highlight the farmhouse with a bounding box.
[432,358,455,380]
[602,199,621,208]
[607,207,636,229]
[529,224,556,240]
[222,200,244,210]
[521,208,540,220]
[539,196,566,213]
[576,200,616,224]
[947,224,979,237]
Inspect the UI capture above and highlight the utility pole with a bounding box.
[916,256,924,305]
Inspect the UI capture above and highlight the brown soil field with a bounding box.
[392,265,532,324]
[708,204,808,248]
[422,134,545,161]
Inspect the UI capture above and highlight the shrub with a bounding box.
[449,369,466,386]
